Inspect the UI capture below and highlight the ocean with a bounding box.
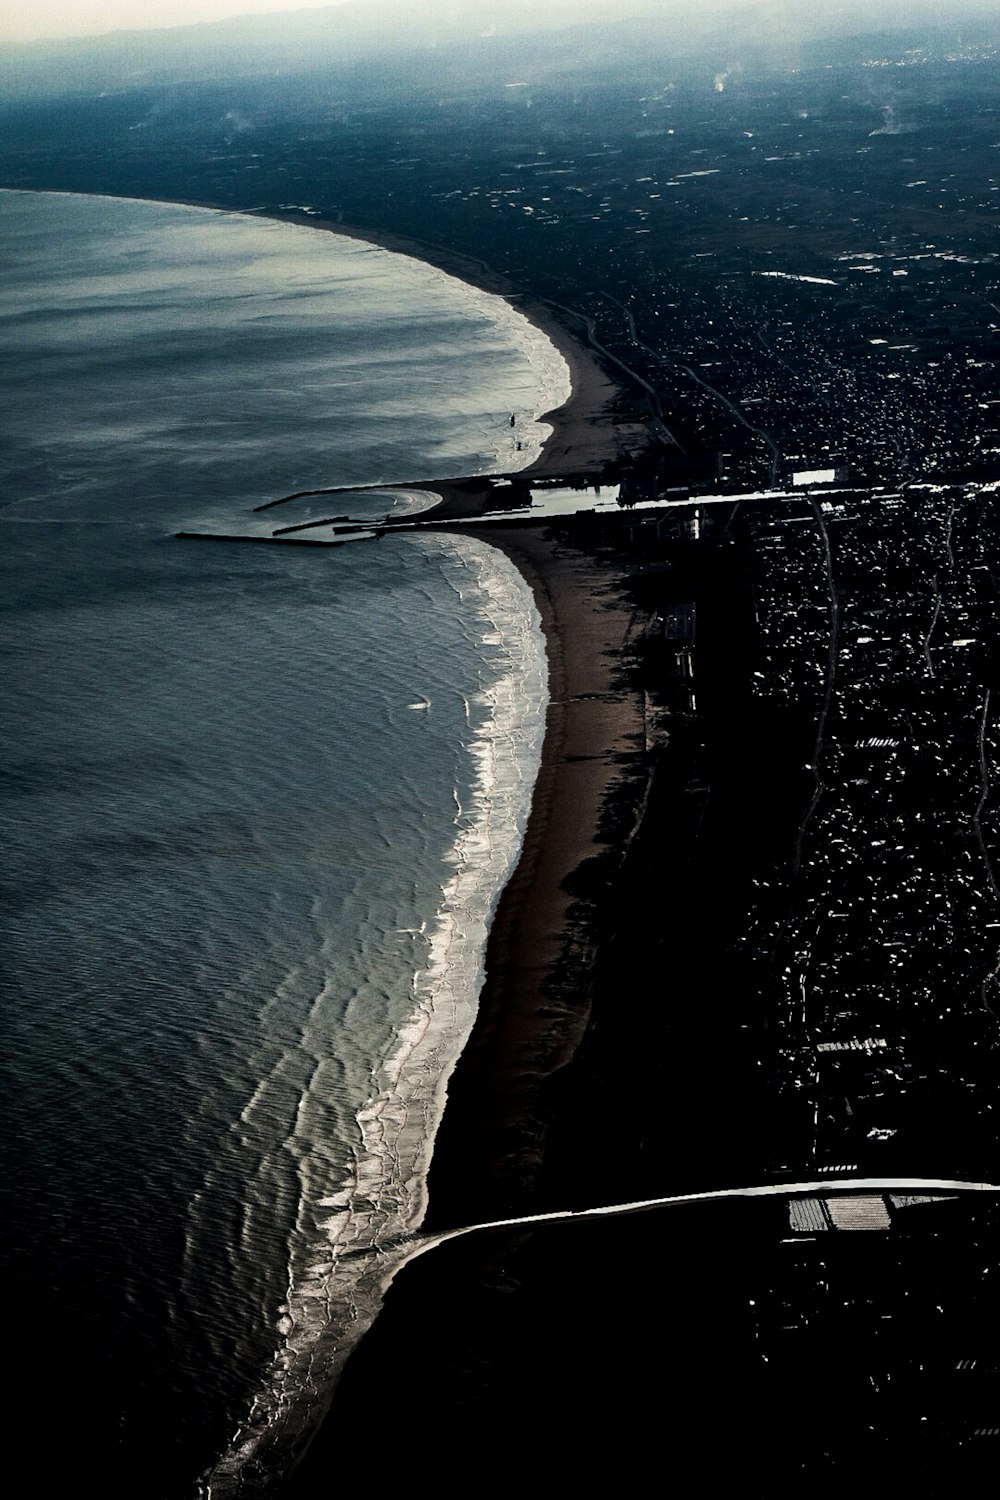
[0,190,565,1495]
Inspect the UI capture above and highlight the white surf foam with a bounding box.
[200,534,547,1495]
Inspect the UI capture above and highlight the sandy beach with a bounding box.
[424,520,647,1225]
[284,339,774,1496]
[279,218,667,1493]
[285,213,661,1226]
[285,490,767,1494]
[287,538,657,1493]
[256,213,654,1195]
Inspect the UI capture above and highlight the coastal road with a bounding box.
[602,292,783,487]
[383,1177,1000,1272]
[538,294,685,452]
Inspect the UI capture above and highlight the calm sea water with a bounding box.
[0,191,563,1496]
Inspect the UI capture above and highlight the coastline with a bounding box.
[260,204,650,1217]
[8,189,645,1486]
[286,513,652,1497]
[176,194,649,1218]
[1,189,626,488]
[255,207,626,482]
[262,206,652,1479]
[422,521,646,1225]
[275,203,655,1221]
[222,200,651,1489]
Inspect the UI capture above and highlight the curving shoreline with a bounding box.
[421,520,646,1227]
[284,523,650,1500]
[28,188,640,1486]
[276,209,653,1226]
[257,207,625,483]
[199,532,553,1500]
[247,204,649,1227]
[7,189,637,1494]
[281,274,651,1500]
[161,195,638,1491]
[263,209,649,1219]
[175,203,644,1491]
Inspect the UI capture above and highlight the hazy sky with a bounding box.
[1,0,984,47]
[1,0,767,47]
[3,0,354,44]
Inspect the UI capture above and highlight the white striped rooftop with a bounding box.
[788,1198,831,1234]
[826,1196,893,1231]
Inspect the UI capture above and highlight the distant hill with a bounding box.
[2,1,998,99]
